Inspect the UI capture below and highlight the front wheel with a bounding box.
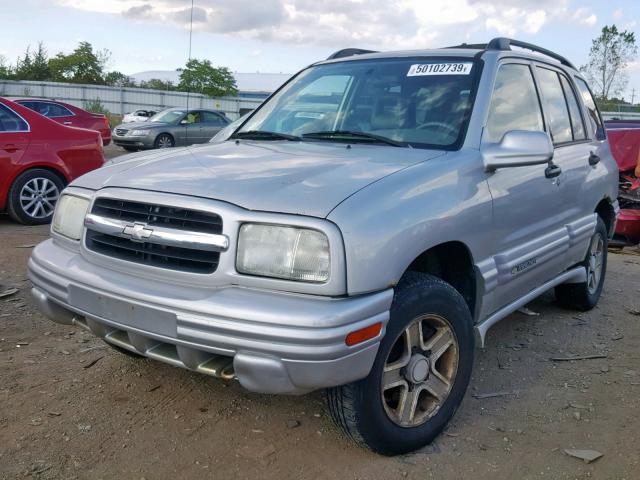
[154,133,174,149]
[555,217,608,311]
[327,272,474,455]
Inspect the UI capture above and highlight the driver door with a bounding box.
[482,62,567,314]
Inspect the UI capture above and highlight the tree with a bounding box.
[139,78,175,91]
[48,41,110,84]
[0,55,12,79]
[14,43,50,81]
[104,71,136,87]
[581,25,638,100]
[178,59,237,97]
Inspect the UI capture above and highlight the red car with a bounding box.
[10,97,111,146]
[0,97,105,225]
[606,120,640,245]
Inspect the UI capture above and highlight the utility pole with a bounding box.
[631,88,636,106]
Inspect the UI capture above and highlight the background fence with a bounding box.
[0,80,263,120]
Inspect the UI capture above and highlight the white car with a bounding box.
[122,109,157,123]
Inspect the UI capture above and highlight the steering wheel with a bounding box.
[417,121,458,137]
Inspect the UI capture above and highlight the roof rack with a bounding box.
[445,37,576,70]
[326,48,378,60]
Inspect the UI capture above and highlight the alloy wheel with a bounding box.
[586,232,604,294]
[19,177,60,219]
[381,314,459,427]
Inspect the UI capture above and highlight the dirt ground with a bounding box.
[1,144,639,479]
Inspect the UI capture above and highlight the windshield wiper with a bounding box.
[302,130,407,147]
[232,130,301,141]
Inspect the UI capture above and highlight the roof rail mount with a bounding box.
[326,48,378,60]
[486,37,576,69]
[445,38,575,70]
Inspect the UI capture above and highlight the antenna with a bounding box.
[185,0,194,144]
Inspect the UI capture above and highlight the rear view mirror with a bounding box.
[482,130,553,172]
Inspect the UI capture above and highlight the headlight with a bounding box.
[236,224,330,282]
[52,195,90,240]
[128,129,150,136]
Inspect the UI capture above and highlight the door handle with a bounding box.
[2,144,21,153]
[63,121,72,125]
[545,163,562,179]
[589,152,600,166]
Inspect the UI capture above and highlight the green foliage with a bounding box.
[49,41,111,84]
[104,71,136,87]
[0,55,12,79]
[139,78,175,91]
[3,42,239,99]
[14,43,51,81]
[83,97,110,115]
[178,59,237,97]
[581,25,638,100]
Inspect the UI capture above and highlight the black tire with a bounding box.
[122,146,139,152]
[555,217,608,311]
[154,133,174,149]
[327,272,474,455]
[104,341,145,358]
[7,169,64,225]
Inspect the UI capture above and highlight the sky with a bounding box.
[1,0,639,102]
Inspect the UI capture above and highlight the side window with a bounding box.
[535,67,573,144]
[559,75,586,141]
[574,77,605,140]
[0,104,29,132]
[185,111,202,124]
[40,102,74,117]
[203,112,226,126]
[485,64,544,143]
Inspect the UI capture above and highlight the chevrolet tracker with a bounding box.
[29,38,618,455]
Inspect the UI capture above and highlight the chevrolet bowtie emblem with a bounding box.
[122,223,154,242]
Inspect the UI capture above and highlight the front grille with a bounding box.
[85,198,223,274]
[115,128,128,136]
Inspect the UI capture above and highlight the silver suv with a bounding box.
[29,38,618,455]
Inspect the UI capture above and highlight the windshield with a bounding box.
[149,110,184,123]
[238,57,479,149]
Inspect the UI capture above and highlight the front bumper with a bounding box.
[112,137,153,149]
[28,239,392,394]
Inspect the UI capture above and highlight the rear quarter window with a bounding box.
[574,77,606,140]
[0,104,29,132]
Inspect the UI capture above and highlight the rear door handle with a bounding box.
[589,152,600,166]
[63,121,73,125]
[545,163,562,179]
[2,144,21,153]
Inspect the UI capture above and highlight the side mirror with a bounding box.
[482,130,554,172]
[179,119,188,125]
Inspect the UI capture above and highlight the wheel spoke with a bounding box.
[405,320,423,350]
[424,372,450,401]
[424,327,454,362]
[398,386,420,425]
[382,364,406,390]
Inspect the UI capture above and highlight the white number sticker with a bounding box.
[407,63,473,76]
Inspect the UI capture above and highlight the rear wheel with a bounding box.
[154,133,174,149]
[555,217,608,311]
[327,272,474,455]
[7,169,64,225]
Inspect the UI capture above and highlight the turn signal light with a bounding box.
[345,322,383,346]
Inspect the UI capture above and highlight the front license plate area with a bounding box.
[69,285,177,338]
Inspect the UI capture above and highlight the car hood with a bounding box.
[73,141,445,218]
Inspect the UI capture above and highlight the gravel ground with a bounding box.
[1,147,639,478]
